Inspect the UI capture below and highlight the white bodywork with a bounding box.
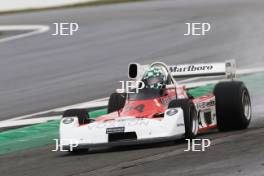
[60,108,185,148]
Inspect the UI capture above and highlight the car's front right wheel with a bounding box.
[107,92,126,113]
[169,99,198,139]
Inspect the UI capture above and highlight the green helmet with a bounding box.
[142,67,166,89]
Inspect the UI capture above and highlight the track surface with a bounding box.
[0,0,264,176]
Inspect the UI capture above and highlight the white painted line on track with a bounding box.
[0,25,50,43]
[237,67,264,75]
[0,116,61,128]
[1,100,108,122]
[0,100,108,128]
[52,101,108,113]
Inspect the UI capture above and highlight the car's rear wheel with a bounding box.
[214,81,252,131]
[107,93,126,113]
[169,99,198,139]
[63,109,90,125]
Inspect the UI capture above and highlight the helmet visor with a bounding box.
[147,75,163,86]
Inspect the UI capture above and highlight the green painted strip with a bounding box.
[239,72,264,92]
[0,120,59,155]
[187,84,215,98]
[0,108,107,155]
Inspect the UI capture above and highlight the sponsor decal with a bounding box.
[177,123,184,127]
[169,65,213,73]
[87,118,149,130]
[106,127,125,134]
[197,100,215,109]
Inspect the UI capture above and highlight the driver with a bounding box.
[142,67,167,89]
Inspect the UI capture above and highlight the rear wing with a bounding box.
[169,60,236,79]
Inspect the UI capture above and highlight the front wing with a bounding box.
[59,108,185,150]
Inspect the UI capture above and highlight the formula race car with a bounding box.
[60,60,252,152]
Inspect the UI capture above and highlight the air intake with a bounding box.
[108,132,137,142]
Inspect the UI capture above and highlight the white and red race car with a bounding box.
[60,60,251,152]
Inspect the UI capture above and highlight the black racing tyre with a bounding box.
[63,109,90,125]
[168,99,198,139]
[107,93,126,113]
[214,81,252,131]
[68,148,89,154]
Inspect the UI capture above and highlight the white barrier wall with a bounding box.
[0,0,97,12]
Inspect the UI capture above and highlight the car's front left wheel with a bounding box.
[63,109,90,125]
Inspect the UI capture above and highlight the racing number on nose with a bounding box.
[125,104,145,113]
